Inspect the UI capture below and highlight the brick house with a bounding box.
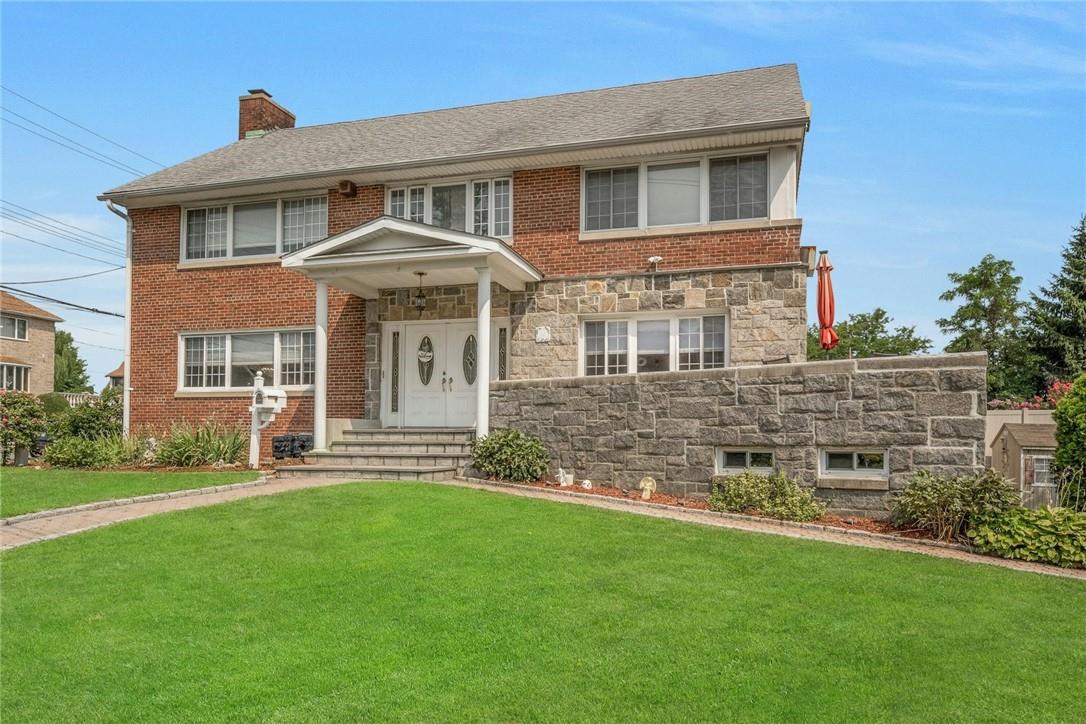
[100,65,987,510]
[0,291,61,395]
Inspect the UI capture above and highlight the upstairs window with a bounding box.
[583,152,770,232]
[1,314,28,341]
[710,155,768,221]
[585,167,638,231]
[182,195,328,261]
[386,178,511,237]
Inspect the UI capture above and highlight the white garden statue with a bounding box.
[639,476,656,500]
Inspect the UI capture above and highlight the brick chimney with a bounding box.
[238,89,295,140]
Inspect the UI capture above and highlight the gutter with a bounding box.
[98,115,811,202]
[104,200,132,436]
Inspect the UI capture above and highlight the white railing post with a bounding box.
[475,265,492,437]
[314,281,329,450]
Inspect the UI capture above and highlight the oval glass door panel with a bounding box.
[417,336,434,385]
[463,334,478,385]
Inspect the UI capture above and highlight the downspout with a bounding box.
[105,200,132,436]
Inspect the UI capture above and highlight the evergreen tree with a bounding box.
[807,307,932,360]
[1027,216,1086,382]
[54,330,92,393]
[937,254,1039,399]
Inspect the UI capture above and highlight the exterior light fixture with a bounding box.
[648,255,663,272]
[413,272,427,316]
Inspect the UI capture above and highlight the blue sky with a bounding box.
[2,2,1084,383]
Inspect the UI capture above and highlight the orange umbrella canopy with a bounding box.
[816,251,840,351]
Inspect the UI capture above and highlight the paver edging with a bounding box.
[1,475,269,526]
[453,476,973,552]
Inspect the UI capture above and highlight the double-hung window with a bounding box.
[180,330,315,390]
[1,314,28,340]
[0,364,29,391]
[582,315,727,376]
[583,152,769,232]
[386,178,511,237]
[183,195,327,261]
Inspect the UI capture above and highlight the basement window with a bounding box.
[716,449,775,473]
[820,450,888,478]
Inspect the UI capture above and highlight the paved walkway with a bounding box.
[3,475,1083,581]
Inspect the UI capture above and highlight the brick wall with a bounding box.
[0,317,56,395]
[509,167,802,277]
[128,199,375,460]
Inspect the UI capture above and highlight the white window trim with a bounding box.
[577,311,730,377]
[176,327,317,393]
[819,449,889,479]
[384,175,513,239]
[179,191,328,263]
[715,449,776,474]
[581,149,772,233]
[0,314,28,341]
[0,363,30,391]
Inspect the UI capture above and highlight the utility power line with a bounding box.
[1,231,121,266]
[0,285,125,318]
[2,106,148,176]
[2,199,123,246]
[1,85,165,168]
[0,212,125,257]
[61,322,121,335]
[74,338,123,352]
[2,117,142,176]
[3,266,123,284]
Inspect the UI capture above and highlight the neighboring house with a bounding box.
[99,64,987,509]
[104,362,125,390]
[991,423,1058,507]
[0,291,61,395]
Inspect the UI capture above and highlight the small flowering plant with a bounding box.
[988,380,1073,411]
[0,390,47,461]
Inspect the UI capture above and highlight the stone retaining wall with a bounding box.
[489,352,988,512]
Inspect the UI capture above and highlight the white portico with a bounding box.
[282,216,542,448]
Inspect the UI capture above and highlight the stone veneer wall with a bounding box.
[374,263,808,382]
[488,352,988,512]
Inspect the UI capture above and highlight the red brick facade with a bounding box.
[127,162,801,456]
[237,91,295,140]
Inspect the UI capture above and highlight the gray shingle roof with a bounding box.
[103,64,806,199]
[1001,423,1057,449]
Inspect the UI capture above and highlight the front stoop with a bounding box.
[274,428,474,482]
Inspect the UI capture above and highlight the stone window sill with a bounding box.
[578,217,802,243]
[177,255,280,271]
[815,476,889,492]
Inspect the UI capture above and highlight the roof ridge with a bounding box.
[265,63,799,135]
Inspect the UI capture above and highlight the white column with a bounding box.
[475,266,492,437]
[314,281,329,450]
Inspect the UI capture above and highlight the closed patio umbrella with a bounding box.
[816,251,839,351]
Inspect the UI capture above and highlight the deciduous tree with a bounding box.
[806,307,932,360]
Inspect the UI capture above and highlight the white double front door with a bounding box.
[402,322,480,427]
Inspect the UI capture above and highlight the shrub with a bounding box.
[43,436,112,468]
[50,388,122,440]
[154,423,246,467]
[37,392,70,417]
[0,391,46,461]
[708,470,826,522]
[1054,373,1086,473]
[890,470,1019,542]
[470,429,548,483]
[968,507,1086,569]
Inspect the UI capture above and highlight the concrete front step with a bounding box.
[341,428,475,443]
[330,440,472,454]
[275,464,458,481]
[304,451,470,468]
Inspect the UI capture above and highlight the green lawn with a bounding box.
[2,483,1084,722]
[0,468,259,518]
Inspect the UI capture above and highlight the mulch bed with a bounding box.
[519,478,936,540]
